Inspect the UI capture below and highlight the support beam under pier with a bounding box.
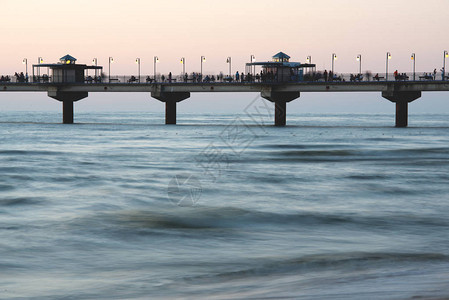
[261,91,300,126]
[382,91,421,127]
[151,91,190,125]
[165,101,177,125]
[275,101,287,127]
[63,100,74,124]
[48,91,88,124]
[395,101,408,128]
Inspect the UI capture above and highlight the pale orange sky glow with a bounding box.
[1,0,449,112]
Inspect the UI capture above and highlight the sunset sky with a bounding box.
[1,0,449,113]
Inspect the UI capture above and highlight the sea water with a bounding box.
[0,109,449,299]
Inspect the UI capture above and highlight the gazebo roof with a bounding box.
[272,52,290,60]
[60,54,77,63]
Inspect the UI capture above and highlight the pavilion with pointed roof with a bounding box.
[59,54,77,64]
[272,52,291,62]
[33,54,102,83]
[246,52,315,82]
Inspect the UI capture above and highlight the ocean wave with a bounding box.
[88,206,449,233]
[279,149,356,157]
[242,146,449,164]
[346,174,390,180]
[0,150,66,156]
[0,197,43,207]
[183,251,449,283]
[0,184,15,192]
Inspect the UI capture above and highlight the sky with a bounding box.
[1,0,449,114]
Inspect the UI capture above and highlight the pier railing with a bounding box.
[2,71,448,84]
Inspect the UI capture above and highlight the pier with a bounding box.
[1,53,449,127]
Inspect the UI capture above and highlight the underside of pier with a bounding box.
[261,90,300,126]
[48,91,88,124]
[151,91,191,124]
[382,91,421,127]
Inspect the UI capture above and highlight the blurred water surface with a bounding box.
[0,110,448,299]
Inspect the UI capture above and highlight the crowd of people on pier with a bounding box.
[304,70,344,82]
[3,68,449,84]
[150,71,277,83]
[85,76,102,83]
[131,67,449,83]
[15,72,28,82]
[0,72,28,83]
[0,75,11,82]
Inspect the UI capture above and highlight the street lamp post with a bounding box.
[411,53,415,81]
[201,56,206,78]
[250,55,255,76]
[306,56,312,73]
[22,58,27,76]
[154,56,159,81]
[386,52,391,81]
[108,57,113,83]
[181,57,185,75]
[226,57,231,77]
[92,58,97,78]
[332,53,337,74]
[444,50,448,80]
[37,57,43,77]
[136,58,141,82]
[356,54,362,75]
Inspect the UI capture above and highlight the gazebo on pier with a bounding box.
[32,54,102,83]
[246,52,315,82]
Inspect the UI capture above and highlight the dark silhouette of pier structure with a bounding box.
[1,53,449,127]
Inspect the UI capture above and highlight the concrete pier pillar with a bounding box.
[151,91,190,125]
[165,101,177,125]
[274,101,287,127]
[395,101,408,128]
[48,91,88,124]
[63,100,74,124]
[382,91,421,127]
[261,90,299,126]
